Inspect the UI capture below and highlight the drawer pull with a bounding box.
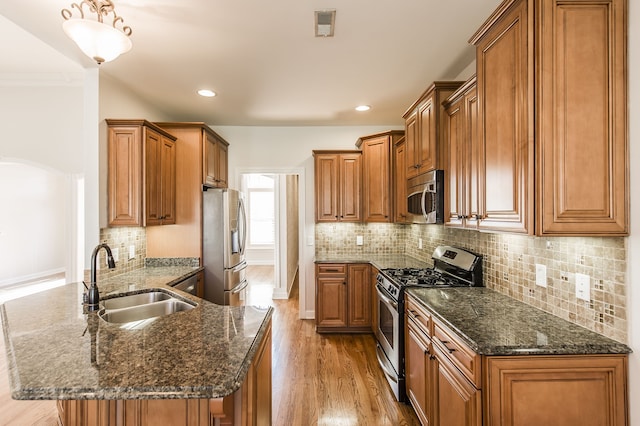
[407,309,420,318]
[325,269,340,272]
[440,341,456,354]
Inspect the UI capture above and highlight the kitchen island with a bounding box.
[0,266,273,426]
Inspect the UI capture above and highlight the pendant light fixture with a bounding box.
[61,0,132,65]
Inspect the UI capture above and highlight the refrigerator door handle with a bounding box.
[238,196,247,256]
[231,279,249,294]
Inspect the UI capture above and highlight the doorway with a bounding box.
[239,172,300,308]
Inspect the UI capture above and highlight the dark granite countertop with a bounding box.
[407,287,631,356]
[315,254,429,270]
[1,266,273,400]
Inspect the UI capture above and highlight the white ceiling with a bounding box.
[0,0,502,126]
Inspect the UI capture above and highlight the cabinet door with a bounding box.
[464,86,480,230]
[444,97,465,228]
[315,154,339,222]
[405,110,418,178]
[316,276,347,327]
[475,0,533,234]
[435,346,482,426]
[537,0,628,235]
[217,141,228,188]
[347,264,371,327]
[339,154,362,222]
[203,132,218,187]
[144,128,163,226]
[160,136,176,224]
[362,136,391,222]
[416,96,437,175]
[485,355,628,426]
[394,139,408,223]
[108,126,142,226]
[406,320,432,426]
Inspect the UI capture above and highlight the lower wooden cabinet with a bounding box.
[405,294,628,426]
[58,320,272,426]
[316,263,371,332]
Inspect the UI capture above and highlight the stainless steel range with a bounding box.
[374,245,483,402]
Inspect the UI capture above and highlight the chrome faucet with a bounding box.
[84,243,116,311]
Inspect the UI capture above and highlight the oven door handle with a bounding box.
[376,284,398,311]
[376,344,399,384]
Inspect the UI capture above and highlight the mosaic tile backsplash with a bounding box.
[83,227,147,282]
[315,223,628,343]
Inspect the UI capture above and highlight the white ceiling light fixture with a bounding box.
[198,89,216,98]
[61,0,132,65]
[315,10,336,37]
[355,105,371,112]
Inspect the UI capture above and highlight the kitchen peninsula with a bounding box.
[1,266,272,426]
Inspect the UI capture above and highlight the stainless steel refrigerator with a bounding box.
[202,187,248,305]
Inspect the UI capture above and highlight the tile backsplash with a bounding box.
[315,223,628,343]
[84,227,147,282]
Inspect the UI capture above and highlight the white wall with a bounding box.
[627,0,639,422]
[213,125,402,318]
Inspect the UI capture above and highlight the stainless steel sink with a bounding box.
[99,290,196,325]
[102,291,173,310]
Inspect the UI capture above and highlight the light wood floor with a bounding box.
[0,267,419,425]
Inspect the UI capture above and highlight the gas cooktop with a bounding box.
[381,267,469,287]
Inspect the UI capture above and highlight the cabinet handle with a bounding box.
[343,282,346,285]
[429,354,436,360]
[407,309,420,318]
[474,214,483,220]
[440,340,456,353]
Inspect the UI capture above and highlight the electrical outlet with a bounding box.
[356,235,364,246]
[535,264,547,287]
[129,245,135,260]
[418,238,423,249]
[575,273,590,301]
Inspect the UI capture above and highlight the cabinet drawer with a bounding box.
[317,264,347,275]
[406,296,432,338]
[433,321,481,387]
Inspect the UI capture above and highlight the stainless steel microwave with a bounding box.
[407,170,444,224]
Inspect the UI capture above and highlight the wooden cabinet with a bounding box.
[470,0,628,236]
[403,82,463,179]
[393,137,409,223]
[405,293,629,426]
[204,130,228,188]
[107,119,177,227]
[406,298,435,426]
[147,123,231,259]
[443,77,480,230]
[313,151,362,222]
[58,319,272,426]
[357,131,404,223]
[370,266,379,333]
[315,263,371,332]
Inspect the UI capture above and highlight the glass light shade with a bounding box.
[63,19,132,64]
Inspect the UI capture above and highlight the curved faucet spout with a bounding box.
[86,243,116,311]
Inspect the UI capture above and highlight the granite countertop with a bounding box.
[407,287,631,356]
[1,266,273,400]
[315,254,430,270]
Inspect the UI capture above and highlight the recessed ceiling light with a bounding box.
[355,105,371,112]
[198,89,216,97]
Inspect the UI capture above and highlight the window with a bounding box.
[246,174,275,246]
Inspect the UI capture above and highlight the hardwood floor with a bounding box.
[0,268,419,425]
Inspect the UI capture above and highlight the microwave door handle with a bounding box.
[421,188,428,219]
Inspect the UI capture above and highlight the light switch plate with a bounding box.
[535,264,547,287]
[576,273,590,301]
[110,247,119,264]
[356,235,363,246]
[418,238,423,249]
[129,245,135,260]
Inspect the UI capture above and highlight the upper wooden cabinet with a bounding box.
[393,137,409,224]
[470,0,628,236]
[313,150,362,222]
[203,130,228,188]
[443,76,480,230]
[107,119,177,227]
[403,82,463,179]
[357,131,404,223]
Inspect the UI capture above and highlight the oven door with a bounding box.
[375,284,401,375]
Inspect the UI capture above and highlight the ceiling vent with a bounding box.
[315,10,336,37]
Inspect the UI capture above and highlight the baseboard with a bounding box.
[302,310,315,320]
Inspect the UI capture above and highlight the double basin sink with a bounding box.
[99,290,196,324]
